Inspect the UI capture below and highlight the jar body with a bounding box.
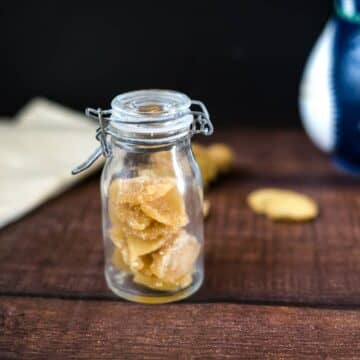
[101,136,204,303]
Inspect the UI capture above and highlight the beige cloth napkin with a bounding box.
[0,98,103,229]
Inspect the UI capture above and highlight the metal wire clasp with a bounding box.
[190,100,214,136]
[72,99,214,175]
[71,108,112,175]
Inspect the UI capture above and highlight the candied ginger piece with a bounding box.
[127,236,167,265]
[108,197,121,226]
[109,227,130,264]
[112,247,130,272]
[109,227,126,248]
[134,254,153,277]
[108,177,144,205]
[125,206,152,230]
[140,187,188,227]
[109,202,152,230]
[133,272,192,292]
[121,220,177,242]
[109,227,152,271]
[109,176,176,205]
[150,230,200,283]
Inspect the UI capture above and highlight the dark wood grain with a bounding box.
[1,130,360,305]
[1,297,360,359]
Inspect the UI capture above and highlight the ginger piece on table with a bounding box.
[192,143,218,187]
[247,188,319,222]
[203,199,210,218]
[150,230,200,284]
[207,143,235,174]
[191,142,235,187]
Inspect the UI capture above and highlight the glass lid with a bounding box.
[111,89,192,123]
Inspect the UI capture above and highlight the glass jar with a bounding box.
[72,89,213,303]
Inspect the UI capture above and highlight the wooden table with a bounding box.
[1,130,360,359]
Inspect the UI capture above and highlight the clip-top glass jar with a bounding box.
[72,89,213,303]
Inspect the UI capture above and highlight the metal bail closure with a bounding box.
[72,97,214,176]
[71,108,112,175]
[190,100,214,136]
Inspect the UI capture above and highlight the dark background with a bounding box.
[1,1,332,127]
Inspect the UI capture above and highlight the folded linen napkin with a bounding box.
[0,98,103,229]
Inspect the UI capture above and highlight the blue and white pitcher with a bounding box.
[300,0,360,173]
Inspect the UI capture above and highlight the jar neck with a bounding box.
[107,112,194,146]
[110,132,192,153]
[107,117,193,149]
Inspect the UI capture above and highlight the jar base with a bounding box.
[105,267,203,304]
